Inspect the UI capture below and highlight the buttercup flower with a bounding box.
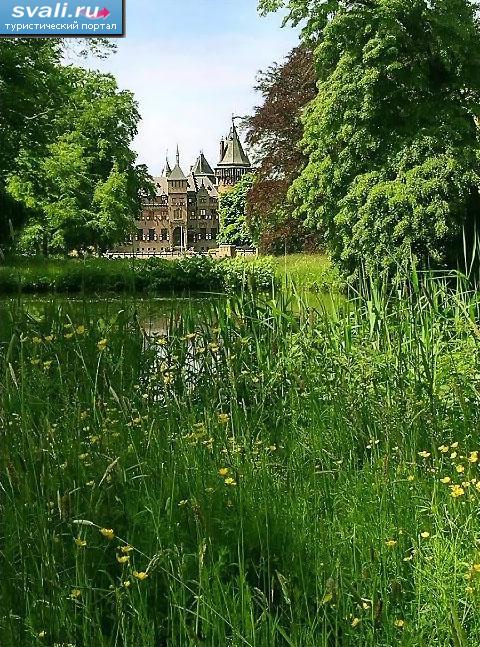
[97,339,108,351]
[133,571,149,581]
[450,485,465,498]
[100,528,115,540]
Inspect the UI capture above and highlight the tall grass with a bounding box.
[2,271,480,645]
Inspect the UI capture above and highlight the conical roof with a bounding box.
[163,155,172,177]
[192,152,215,177]
[168,145,187,180]
[217,122,251,167]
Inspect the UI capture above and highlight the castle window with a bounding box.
[200,209,206,216]
[200,228,207,240]
[211,228,217,240]
[136,228,143,241]
[148,229,155,241]
[161,229,168,241]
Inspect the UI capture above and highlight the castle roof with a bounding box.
[192,152,215,177]
[188,172,218,199]
[168,146,187,181]
[168,164,187,180]
[217,122,251,167]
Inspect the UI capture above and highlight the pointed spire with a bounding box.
[169,144,187,181]
[163,151,172,177]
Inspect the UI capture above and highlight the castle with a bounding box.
[122,120,252,255]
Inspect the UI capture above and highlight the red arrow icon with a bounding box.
[78,7,110,19]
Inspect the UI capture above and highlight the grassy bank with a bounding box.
[271,253,341,292]
[2,274,480,645]
[0,256,275,295]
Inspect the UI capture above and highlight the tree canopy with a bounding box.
[245,45,320,254]
[260,0,480,276]
[0,39,149,254]
[218,174,255,247]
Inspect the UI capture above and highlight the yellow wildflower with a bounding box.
[123,580,131,588]
[438,445,449,453]
[469,451,479,463]
[476,481,480,492]
[32,336,42,344]
[70,589,82,599]
[121,545,134,554]
[407,475,415,482]
[218,468,229,477]
[218,413,230,424]
[133,571,149,581]
[64,333,74,340]
[385,539,397,548]
[394,619,405,628]
[76,325,86,335]
[97,339,108,351]
[224,477,237,486]
[450,485,465,498]
[452,442,459,448]
[450,452,458,459]
[74,537,87,548]
[100,528,115,540]
[472,564,480,573]
[38,631,46,638]
[116,555,130,564]
[418,451,431,458]
[351,617,361,628]
[440,476,451,484]
[420,531,430,539]
[45,335,54,342]
[456,465,465,473]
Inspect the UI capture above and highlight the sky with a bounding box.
[82,0,298,176]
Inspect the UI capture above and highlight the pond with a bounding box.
[0,293,227,336]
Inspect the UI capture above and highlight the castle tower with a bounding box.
[215,119,252,193]
[167,146,188,250]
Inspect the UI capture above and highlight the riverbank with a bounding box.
[0,255,275,295]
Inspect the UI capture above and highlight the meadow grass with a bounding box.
[270,254,342,293]
[2,272,480,645]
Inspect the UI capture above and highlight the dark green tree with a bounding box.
[260,0,480,277]
[218,174,255,246]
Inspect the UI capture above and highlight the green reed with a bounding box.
[1,271,480,646]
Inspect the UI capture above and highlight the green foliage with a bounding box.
[218,174,255,246]
[6,67,149,254]
[262,0,480,278]
[3,273,480,644]
[0,256,276,295]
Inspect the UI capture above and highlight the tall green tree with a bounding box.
[7,66,149,254]
[218,174,255,247]
[260,0,480,277]
[0,39,64,246]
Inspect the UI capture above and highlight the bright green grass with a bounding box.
[1,274,480,645]
[270,254,342,292]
